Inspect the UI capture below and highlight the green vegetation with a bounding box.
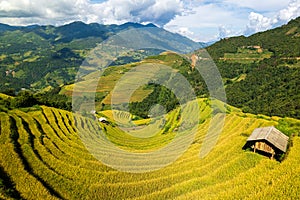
[0,87,72,112]
[207,17,300,119]
[225,58,300,118]
[129,84,179,118]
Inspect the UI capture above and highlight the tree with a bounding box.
[12,91,37,108]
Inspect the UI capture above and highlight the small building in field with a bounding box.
[99,117,108,123]
[243,126,289,159]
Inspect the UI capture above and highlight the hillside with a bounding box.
[206,16,300,119]
[0,102,300,199]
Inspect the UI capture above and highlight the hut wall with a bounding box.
[254,141,275,156]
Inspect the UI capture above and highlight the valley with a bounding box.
[0,16,299,200]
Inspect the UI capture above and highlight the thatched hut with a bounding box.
[243,126,289,159]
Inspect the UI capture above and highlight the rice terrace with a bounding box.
[1,99,300,199]
[0,1,300,200]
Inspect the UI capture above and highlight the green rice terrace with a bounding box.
[0,99,300,199]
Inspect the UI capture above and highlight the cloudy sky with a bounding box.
[0,0,299,42]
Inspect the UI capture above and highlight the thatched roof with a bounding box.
[247,126,289,152]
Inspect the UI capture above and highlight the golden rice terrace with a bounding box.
[0,103,300,199]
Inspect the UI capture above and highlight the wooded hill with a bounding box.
[206,17,300,119]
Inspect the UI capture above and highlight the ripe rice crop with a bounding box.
[0,101,299,199]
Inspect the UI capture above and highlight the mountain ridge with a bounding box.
[0,21,201,92]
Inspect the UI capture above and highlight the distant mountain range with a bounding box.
[0,21,157,43]
[0,21,213,45]
[0,21,213,47]
[0,21,202,92]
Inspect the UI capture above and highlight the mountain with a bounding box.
[0,21,158,43]
[0,21,201,93]
[0,23,19,32]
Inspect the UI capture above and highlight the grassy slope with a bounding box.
[0,100,299,199]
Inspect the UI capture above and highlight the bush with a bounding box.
[11,91,37,108]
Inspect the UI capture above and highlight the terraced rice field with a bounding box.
[0,102,299,199]
[61,63,153,104]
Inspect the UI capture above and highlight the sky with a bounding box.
[0,0,299,42]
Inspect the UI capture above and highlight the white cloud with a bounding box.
[0,0,186,26]
[0,0,88,25]
[165,0,300,41]
[175,27,194,39]
[164,3,247,41]
[244,0,300,35]
[244,12,273,35]
[277,0,300,23]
